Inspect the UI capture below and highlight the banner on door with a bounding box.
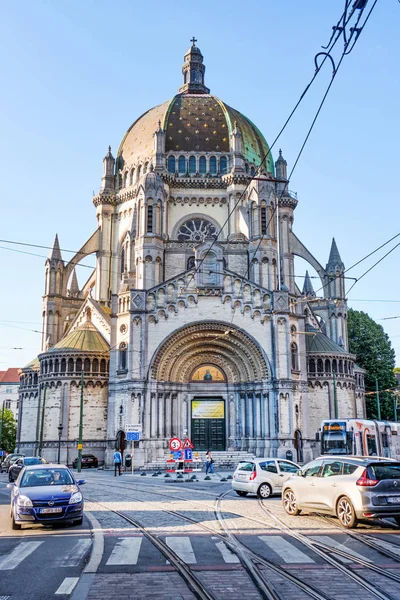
[192,400,224,419]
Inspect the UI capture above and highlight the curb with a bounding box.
[70,511,103,600]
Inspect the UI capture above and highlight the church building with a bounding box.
[17,42,365,466]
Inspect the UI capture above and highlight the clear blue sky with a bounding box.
[1,0,399,370]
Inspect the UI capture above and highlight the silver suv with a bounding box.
[282,456,400,528]
[232,458,300,498]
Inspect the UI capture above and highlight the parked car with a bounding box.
[9,457,47,482]
[282,456,400,529]
[7,464,85,530]
[72,454,98,469]
[0,454,25,473]
[232,458,300,498]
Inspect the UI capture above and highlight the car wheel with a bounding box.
[258,483,272,499]
[337,496,358,529]
[282,488,301,516]
[11,511,21,531]
[235,490,248,497]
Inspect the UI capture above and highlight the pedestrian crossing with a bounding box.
[1,533,400,572]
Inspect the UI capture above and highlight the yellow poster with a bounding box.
[192,400,225,419]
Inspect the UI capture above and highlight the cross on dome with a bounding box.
[190,36,197,46]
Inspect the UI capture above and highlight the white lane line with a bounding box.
[54,538,92,567]
[259,535,315,563]
[165,537,197,564]
[0,541,43,570]
[106,537,142,565]
[215,541,240,563]
[311,535,372,563]
[55,577,79,595]
[370,537,400,556]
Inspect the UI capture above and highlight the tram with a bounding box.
[319,419,400,459]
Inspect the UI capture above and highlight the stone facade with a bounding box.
[18,42,365,466]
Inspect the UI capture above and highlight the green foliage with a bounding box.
[0,408,17,453]
[394,367,400,374]
[348,309,398,420]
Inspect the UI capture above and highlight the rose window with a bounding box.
[177,218,218,242]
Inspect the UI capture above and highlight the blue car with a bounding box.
[7,464,85,530]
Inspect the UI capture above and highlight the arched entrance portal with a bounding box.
[149,321,271,455]
[116,430,126,458]
[294,429,303,463]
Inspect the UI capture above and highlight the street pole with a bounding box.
[0,400,5,450]
[375,378,381,421]
[38,384,47,456]
[333,370,338,419]
[77,370,84,473]
[57,423,63,464]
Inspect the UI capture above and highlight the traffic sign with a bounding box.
[184,448,193,460]
[172,450,183,460]
[126,431,140,441]
[182,437,194,449]
[169,437,182,451]
[125,424,142,433]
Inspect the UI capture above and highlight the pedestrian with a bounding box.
[205,450,214,475]
[114,448,122,476]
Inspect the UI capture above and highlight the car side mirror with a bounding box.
[76,479,86,485]
[7,483,14,489]
[296,470,304,477]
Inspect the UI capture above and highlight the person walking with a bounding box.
[205,450,214,475]
[114,448,122,476]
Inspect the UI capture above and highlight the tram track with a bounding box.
[258,499,400,600]
[85,480,330,600]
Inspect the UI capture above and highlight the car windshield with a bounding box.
[24,458,43,466]
[20,468,74,487]
[369,463,400,480]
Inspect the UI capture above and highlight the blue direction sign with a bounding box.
[126,431,140,441]
[172,450,183,460]
[0,450,4,456]
[184,448,193,460]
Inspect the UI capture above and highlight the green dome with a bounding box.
[117,94,274,173]
[47,321,109,354]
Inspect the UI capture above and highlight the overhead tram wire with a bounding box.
[346,238,400,295]
[181,0,370,293]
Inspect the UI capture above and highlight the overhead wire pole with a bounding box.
[77,370,84,473]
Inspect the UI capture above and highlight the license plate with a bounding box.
[387,497,400,504]
[238,474,247,480]
[40,507,62,514]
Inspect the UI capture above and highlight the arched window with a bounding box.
[137,165,141,180]
[189,156,196,174]
[245,163,249,173]
[325,359,331,373]
[178,155,186,174]
[49,360,53,373]
[220,156,227,175]
[60,359,66,374]
[210,156,217,175]
[100,359,106,373]
[187,256,195,270]
[147,205,153,233]
[199,156,206,175]
[291,343,299,371]
[84,358,91,373]
[260,207,267,235]
[250,166,256,176]
[123,172,128,187]
[167,156,176,173]
[339,359,343,374]
[143,162,148,174]
[119,343,127,371]
[76,358,82,373]
[68,358,74,374]
[120,247,125,275]
[92,358,99,373]
[130,169,135,185]
[309,359,316,374]
[54,359,59,373]
[332,359,337,373]
[317,359,324,373]
[34,373,38,384]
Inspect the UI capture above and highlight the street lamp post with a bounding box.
[57,423,63,464]
[77,370,84,473]
[0,400,5,451]
[38,383,48,457]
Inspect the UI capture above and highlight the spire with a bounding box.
[49,234,62,262]
[68,268,79,297]
[101,145,115,192]
[302,270,315,297]
[178,38,210,95]
[327,237,344,269]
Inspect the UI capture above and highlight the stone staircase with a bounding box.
[144,450,255,472]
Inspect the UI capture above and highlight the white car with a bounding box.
[232,458,300,498]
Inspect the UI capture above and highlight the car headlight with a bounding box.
[17,495,33,507]
[69,492,83,505]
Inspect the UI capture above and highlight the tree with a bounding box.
[347,308,398,420]
[0,408,17,453]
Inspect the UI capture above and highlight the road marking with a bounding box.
[165,536,196,564]
[54,538,92,567]
[106,537,142,565]
[259,535,315,563]
[215,540,240,563]
[311,535,372,563]
[370,537,400,556]
[0,541,43,570]
[55,577,79,595]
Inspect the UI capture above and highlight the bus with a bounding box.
[319,419,400,459]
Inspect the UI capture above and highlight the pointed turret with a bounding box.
[68,268,79,297]
[302,270,315,297]
[178,38,210,95]
[325,237,345,300]
[154,120,166,171]
[275,150,288,195]
[230,121,245,172]
[101,145,115,193]
[49,234,62,262]
[326,237,344,270]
